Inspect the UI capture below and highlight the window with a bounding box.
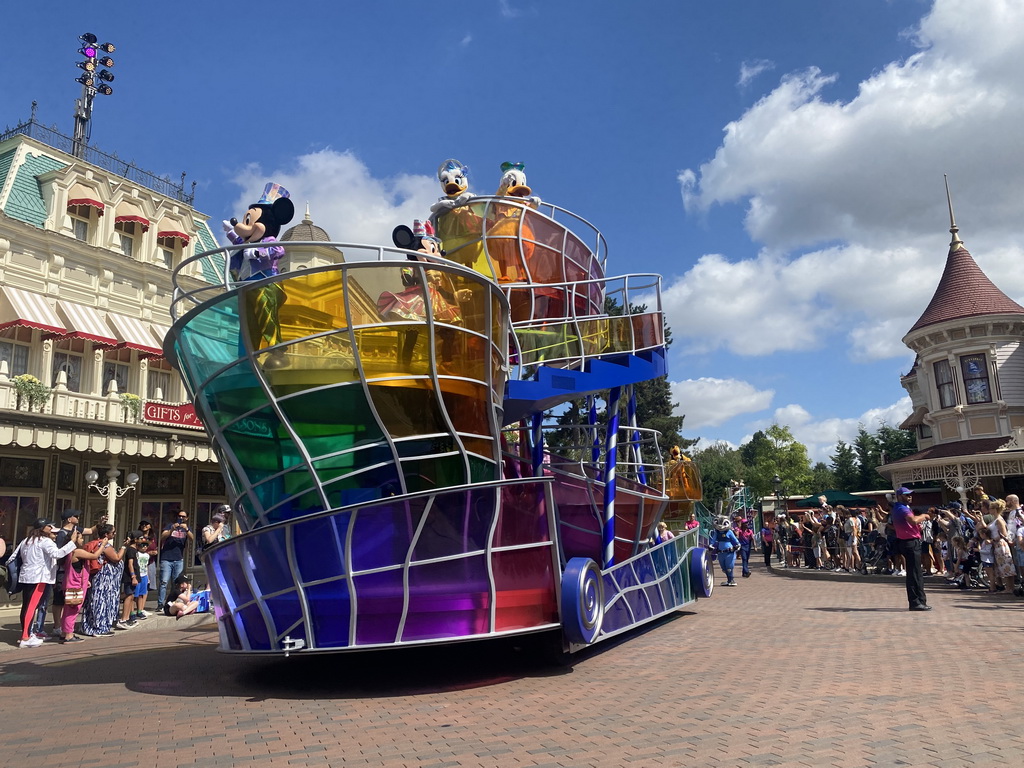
[934,359,956,409]
[72,217,89,242]
[159,248,174,268]
[0,339,29,376]
[918,424,932,439]
[148,368,172,400]
[52,350,83,392]
[115,219,139,258]
[103,360,130,393]
[961,354,992,404]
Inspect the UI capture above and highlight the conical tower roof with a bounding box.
[908,181,1024,334]
[281,203,331,243]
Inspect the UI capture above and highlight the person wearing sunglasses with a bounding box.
[157,511,194,610]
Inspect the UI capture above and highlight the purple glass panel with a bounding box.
[352,569,404,645]
[242,527,294,596]
[210,545,254,609]
[237,604,271,650]
[294,513,348,584]
[305,580,352,648]
[634,555,666,615]
[494,483,548,547]
[264,593,305,642]
[600,572,632,634]
[402,556,490,641]
[412,489,493,561]
[350,497,425,572]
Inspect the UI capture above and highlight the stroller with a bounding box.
[860,531,888,575]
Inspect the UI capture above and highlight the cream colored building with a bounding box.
[0,119,225,546]
[879,211,1024,503]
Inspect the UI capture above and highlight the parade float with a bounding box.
[166,163,712,656]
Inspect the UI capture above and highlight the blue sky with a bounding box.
[6,0,1024,461]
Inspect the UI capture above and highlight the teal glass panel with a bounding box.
[199,360,266,429]
[177,297,242,385]
[313,444,395,484]
[323,463,402,509]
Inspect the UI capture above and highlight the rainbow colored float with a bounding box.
[167,184,713,656]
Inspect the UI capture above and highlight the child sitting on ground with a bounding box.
[165,575,200,619]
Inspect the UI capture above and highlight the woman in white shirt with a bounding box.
[16,518,79,648]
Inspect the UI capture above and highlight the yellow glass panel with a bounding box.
[606,316,633,353]
[577,318,609,356]
[366,381,448,438]
[353,324,431,377]
[436,203,490,276]
[461,436,496,461]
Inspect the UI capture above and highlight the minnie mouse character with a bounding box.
[223,183,296,281]
[377,220,468,368]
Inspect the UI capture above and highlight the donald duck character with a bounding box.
[495,161,541,208]
[709,514,740,586]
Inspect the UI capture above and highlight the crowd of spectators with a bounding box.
[762,492,1024,595]
[2,506,231,648]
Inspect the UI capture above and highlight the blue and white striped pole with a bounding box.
[531,411,544,477]
[602,386,621,569]
[588,395,600,472]
[626,386,646,487]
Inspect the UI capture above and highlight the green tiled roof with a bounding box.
[193,219,225,283]
[4,152,66,226]
[0,148,16,200]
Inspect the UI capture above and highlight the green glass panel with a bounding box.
[200,360,266,428]
[276,386,385,457]
[401,455,467,493]
[178,298,242,384]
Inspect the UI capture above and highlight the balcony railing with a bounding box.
[0,117,195,205]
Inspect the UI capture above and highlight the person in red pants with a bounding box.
[15,519,78,648]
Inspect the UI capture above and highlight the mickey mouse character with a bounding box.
[222,183,296,281]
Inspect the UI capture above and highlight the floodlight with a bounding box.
[77,60,96,72]
[79,33,97,45]
[76,75,95,87]
[98,69,114,82]
[98,42,115,53]
[97,56,114,67]
[96,84,113,96]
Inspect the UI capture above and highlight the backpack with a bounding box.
[85,538,105,574]
[4,540,25,595]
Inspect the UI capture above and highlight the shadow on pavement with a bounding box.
[0,613,687,700]
[806,607,906,613]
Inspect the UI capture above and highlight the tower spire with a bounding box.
[944,174,963,251]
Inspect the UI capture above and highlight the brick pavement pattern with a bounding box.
[2,568,1023,767]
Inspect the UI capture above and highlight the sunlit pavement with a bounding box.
[2,565,1022,767]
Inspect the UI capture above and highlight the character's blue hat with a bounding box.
[257,183,290,205]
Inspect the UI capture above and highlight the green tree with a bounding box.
[691,441,746,505]
[853,426,881,491]
[742,424,814,501]
[830,440,860,491]
[810,461,835,493]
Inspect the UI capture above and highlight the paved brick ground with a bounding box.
[2,565,1022,767]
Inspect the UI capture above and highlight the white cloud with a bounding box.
[737,59,775,88]
[742,396,914,462]
[229,149,438,249]
[672,1,1024,360]
[460,34,473,47]
[498,0,522,19]
[671,377,774,429]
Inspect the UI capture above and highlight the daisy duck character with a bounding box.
[429,159,473,215]
[709,514,740,586]
[222,182,296,281]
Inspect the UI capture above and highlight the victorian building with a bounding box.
[0,115,226,546]
[879,200,1024,504]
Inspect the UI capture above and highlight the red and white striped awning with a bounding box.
[67,184,105,215]
[114,202,150,232]
[106,311,162,355]
[157,230,190,245]
[0,286,66,334]
[150,323,170,351]
[56,301,117,346]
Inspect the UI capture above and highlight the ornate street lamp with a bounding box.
[85,458,138,531]
[772,474,788,518]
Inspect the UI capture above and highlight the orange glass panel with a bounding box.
[631,312,663,349]
[666,459,703,501]
[442,328,485,380]
[483,201,528,282]
[439,380,492,436]
[460,435,496,461]
[366,381,448,438]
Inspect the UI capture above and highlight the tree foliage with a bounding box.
[830,440,860,491]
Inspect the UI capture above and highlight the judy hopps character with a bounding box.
[709,515,740,586]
